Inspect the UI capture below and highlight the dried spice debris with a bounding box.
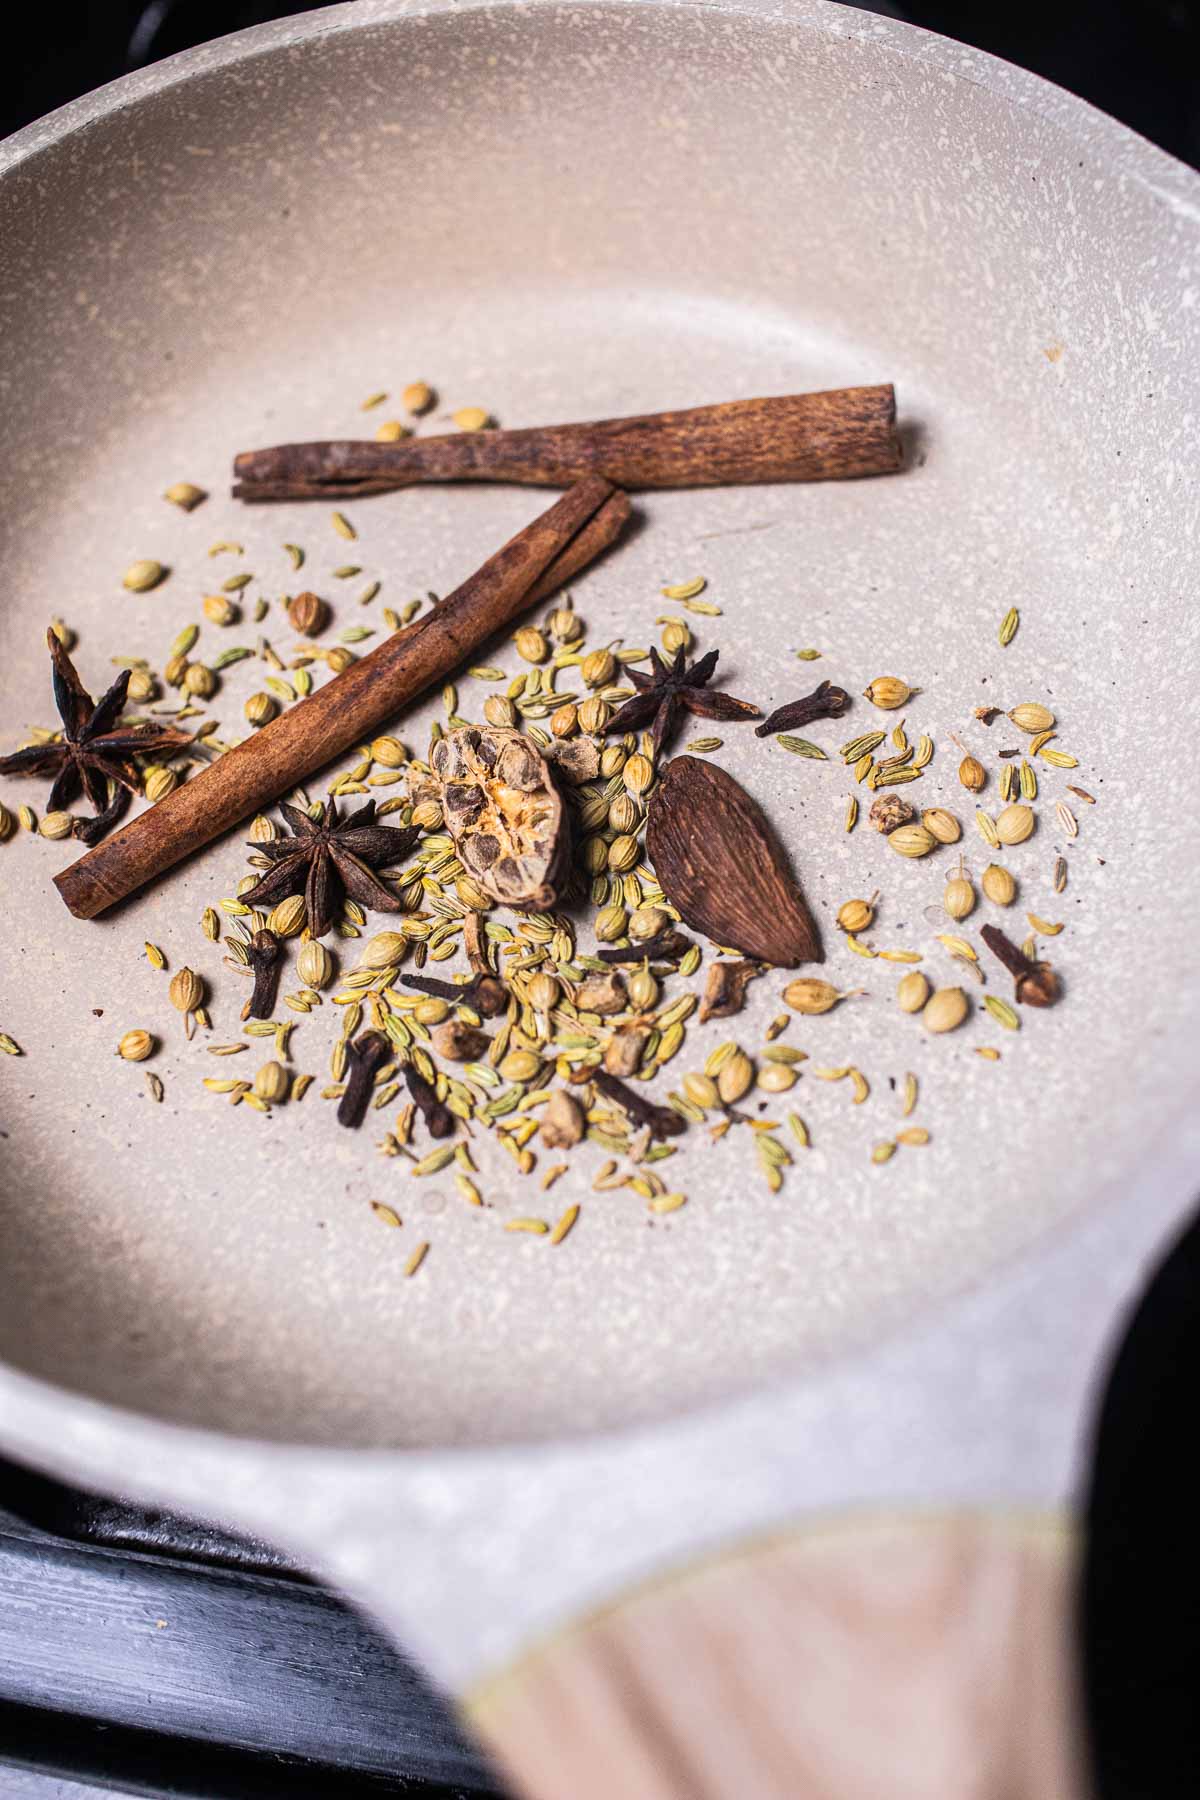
[0,630,190,844]
[431,726,568,910]
[239,797,418,939]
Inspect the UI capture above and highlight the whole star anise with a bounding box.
[603,647,760,755]
[0,629,191,844]
[239,797,419,938]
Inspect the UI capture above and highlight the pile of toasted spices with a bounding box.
[0,382,1095,1280]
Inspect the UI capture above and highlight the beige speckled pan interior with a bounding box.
[1,5,1199,1688]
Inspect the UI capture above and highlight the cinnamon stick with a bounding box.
[232,387,899,501]
[55,478,628,920]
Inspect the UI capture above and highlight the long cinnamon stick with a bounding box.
[55,478,628,920]
[232,387,899,501]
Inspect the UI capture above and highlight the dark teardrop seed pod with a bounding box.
[646,757,822,967]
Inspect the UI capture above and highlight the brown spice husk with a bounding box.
[645,757,822,966]
[540,1088,585,1149]
[699,959,763,1022]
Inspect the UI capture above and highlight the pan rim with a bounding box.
[1,0,1199,1621]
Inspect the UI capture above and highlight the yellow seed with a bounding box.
[984,995,1021,1031]
[1041,746,1079,769]
[787,1113,810,1148]
[921,808,960,844]
[783,978,843,1015]
[845,936,876,959]
[958,754,986,793]
[998,607,1019,647]
[936,934,977,961]
[549,1203,580,1243]
[862,676,911,710]
[514,626,549,664]
[143,765,178,802]
[717,1049,754,1104]
[757,1062,796,1094]
[682,1071,719,1110]
[836,896,876,933]
[244,692,277,727]
[888,823,937,859]
[144,942,166,970]
[976,1046,1002,1061]
[607,833,640,872]
[331,510,356,540]
[975,810,1001,848]
[201,907,220,940]
[995,803,1035,846]
[661,577,706,600]
[169,968,203,1012]
[845,795,858,832]
[848,1068,869,1105]
[402,380,433,414]
[871,1140,896,1165]
[267,895,307,938]
[163,481,206,510]
[897,1127,930,1146]
[649,1192,688,1214]
[1026,913,1064,936]
[981,864,1017,905]
[581,648,617,687]
[943,876,976,920]
[622,753,654,797]
[901,1072,918,1117]
[39,811,72,840]
[453,406,491,432]
[122,558,166,592]
[374,419,409,442]
[923,986,969,1033]
[117,1029,154,1061]
[1008,703,1055,733]
[203,594,238,629]
[253,1061,289,1102]
[404,1241,430,1277]
[505,1217,550,1234]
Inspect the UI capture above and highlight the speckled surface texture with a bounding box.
[1,0,1199,1691]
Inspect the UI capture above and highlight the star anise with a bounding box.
[603,647,760,755]
[239,797,420,938]
[0,629,191,844]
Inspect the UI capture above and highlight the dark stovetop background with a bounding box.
[1,1,1199,166]
[2,4,1197,1797]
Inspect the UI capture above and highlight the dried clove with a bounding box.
[591,1069,686,1140]
[400,969,508,1018]
[243,928,281,1020]
[596,928,691,965]
[979,923,1062,1007]
[405,1064,455,1139]
[754,680,850,739]
[337,1030,392,1128]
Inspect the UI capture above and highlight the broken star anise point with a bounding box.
[603,646,759,756]
[239,796,419,939]
[0,629,191,844]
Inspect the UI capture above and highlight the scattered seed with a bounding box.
[998,606,1020,647]
[1056,801,1079,839]
[984,995,1021,1031]
[404,1241,429,1277]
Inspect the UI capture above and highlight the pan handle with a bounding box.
[467,1511,1089,1800]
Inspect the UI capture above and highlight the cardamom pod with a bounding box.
[646,757,821,967]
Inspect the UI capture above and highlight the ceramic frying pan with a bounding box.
[2,3,1199,1793]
